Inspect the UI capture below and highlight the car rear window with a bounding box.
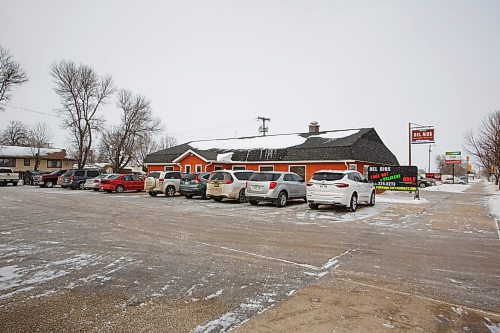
[147,172,160,179]
[312,172,345,181]
[0,168,13,173]
[210,172,231,181]
[249,173,281,182]
[87,170,99,178]
[234,172,254,181]
[182,174,196,181]
[74,170,85,177]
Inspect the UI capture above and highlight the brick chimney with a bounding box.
[308,121,320,133]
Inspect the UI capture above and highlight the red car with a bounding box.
[99,174,145,193]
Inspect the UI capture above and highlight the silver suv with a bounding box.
[245,172,307,207]
[144,171,183,197]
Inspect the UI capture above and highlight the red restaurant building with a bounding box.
[144,123,399,181]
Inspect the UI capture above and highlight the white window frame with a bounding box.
[185,165,192,173]
[164,166,174,171]
[288,165,307,181]
[232,165,246,170]
[195,164,202,173]
[259,165,274,172]
[348,164,357,171]
[214,165,223,171]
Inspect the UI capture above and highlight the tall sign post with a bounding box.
[408,123,435,166]
[445,151,462,184]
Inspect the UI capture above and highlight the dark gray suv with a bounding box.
[61,169,100,190]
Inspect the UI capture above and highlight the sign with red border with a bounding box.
[411,128,435,144]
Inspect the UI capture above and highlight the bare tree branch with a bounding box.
[158,135,177,150]
[0,45,28,111]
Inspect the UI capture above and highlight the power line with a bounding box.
[0,103,59,118]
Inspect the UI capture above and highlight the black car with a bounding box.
[417,175,436,188]
[61,169,100,189]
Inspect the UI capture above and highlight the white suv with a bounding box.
[307,170,375,211]
[144,171,183,197]
[206,170,255,203]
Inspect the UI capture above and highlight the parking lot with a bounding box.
[1,183,499,332]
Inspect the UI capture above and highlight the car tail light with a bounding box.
[159,178,164,183]
[269,181,277,189]
[70,176,74,181]
[307,182,313,187]
[335,183,349,188]
[225,179,233,184]
[93,179,99,183]
[194,174,202,183]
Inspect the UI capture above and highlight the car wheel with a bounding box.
[166,186,175,197]
[106,190,112,193]
[275,191,288,208]
[419,183,426,188]
[13,182,18,187]
[213,196,223,202]
[309,203,319,210]
[249,200,259,206]
[116,185,124,193]
[185,194,194,199]
[93,188,99,191]
[368,191,375,206]
[46,181,54,188]
[348,193,358,212]
[201,189,208,199]
[238,189,247,203]
[78,182,85,190]
[149,192,158,197]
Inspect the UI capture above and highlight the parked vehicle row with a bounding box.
[24,167,375,212]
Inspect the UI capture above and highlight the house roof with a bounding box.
[145,128,399,166]
[0,145,70,159]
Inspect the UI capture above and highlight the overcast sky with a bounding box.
[1,0,499,171]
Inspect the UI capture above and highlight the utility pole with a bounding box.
[257,116,271,136]
[428,145,432,173]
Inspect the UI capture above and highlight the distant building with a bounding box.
[0,146,75,172]
[144,123,399,181]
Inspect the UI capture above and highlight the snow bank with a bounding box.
[484,182,500,221]
[421,184,470,193]
[216,152,234,163]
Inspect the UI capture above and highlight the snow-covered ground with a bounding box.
[421,184,470,193]
[484,181,500,240]
[376,194,428,205]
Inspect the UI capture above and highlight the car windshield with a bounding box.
[312,172,345,181]
[249,173,281,182]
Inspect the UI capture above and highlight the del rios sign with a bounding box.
[368,166,418,191]
[411,128,435,144]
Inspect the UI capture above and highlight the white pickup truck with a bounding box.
[0,168,20,186]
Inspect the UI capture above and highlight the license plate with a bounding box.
[214,183,219,187]
[320,185,328,188]
[252,185,262,191]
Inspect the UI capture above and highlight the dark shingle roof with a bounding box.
[145,128,399,166]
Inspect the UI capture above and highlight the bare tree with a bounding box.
[27,122,53,171]
[0,120,29,146]
[99,89,161,173]
[465,110,500,189]
[0,45,28,111]
[51,60,114,169]
[158,135,177,150]
[133,133,159,166]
